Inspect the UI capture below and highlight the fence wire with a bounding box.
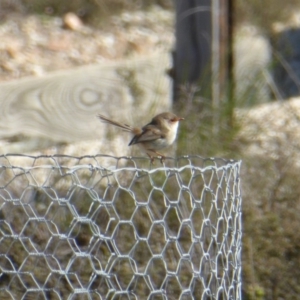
[0,154,242,300]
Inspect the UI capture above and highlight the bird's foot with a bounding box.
[160,156,166,164]
[147,152,165,164]
[147,154,155,164]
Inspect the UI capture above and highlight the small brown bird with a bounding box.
[98,112,184,162]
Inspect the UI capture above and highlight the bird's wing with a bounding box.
[129,125,163,145]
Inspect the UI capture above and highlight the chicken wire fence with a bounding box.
[0,154,242,300]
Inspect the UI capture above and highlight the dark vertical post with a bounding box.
[173,0,235,123]
[220,0,235,127]
[173,0,212,102]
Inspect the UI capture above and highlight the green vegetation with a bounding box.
[174,74,300,300]
[236,0,300,34]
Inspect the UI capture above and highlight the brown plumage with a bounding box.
[98,112,184,162]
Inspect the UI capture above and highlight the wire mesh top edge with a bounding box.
[0,154,241,171]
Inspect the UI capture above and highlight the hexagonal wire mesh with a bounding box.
[0,154,242,300]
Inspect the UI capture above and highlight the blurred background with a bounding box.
[1,0,300,299]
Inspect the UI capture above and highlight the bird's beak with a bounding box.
[177,117,184,121]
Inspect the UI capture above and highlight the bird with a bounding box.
[98,112,184,163]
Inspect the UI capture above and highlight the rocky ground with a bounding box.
[0,6,174,82]
[0,7,175,156]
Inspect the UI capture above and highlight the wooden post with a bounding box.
[173,0,212,102]
[173,0,234,116]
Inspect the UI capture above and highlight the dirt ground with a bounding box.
[0,6,174,82]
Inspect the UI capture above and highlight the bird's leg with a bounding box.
[147,150,166,164]
[160,156,166,164]
[152,150,166,164]
[147,153,155,164]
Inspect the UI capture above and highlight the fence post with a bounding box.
[173,0,234,120]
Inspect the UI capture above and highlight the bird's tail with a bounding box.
[98,114,133,132]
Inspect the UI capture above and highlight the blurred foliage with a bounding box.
[1,0,300,299]
[2,0,300,33]
[174,84,240,158]
[174,80,300,299]
[174,2,300,297]
[241,151,300,299]
[233,2,300,298]
[235,0,300,34]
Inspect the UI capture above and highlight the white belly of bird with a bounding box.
[147,121,179,150]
